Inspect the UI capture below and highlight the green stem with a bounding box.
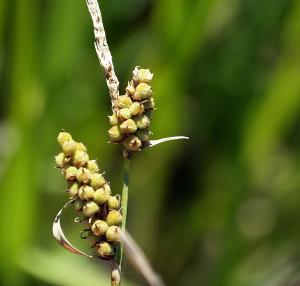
[113,155,130,285]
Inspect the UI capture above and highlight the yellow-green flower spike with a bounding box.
[134,114,150,129]
[117,108,131,121]
[73,150,89,167]
[64,166,78,181]
[93,186,111,204]
[92,220,109,236]
[62,140,77,156]
[83,201,100,217]
[76,167,91,184]
[129,102,144,116]
[132,83,152,100]
[108,126,124,142]
[119,119,137,134]
[107,196,120,210]
[105,226,120,242]
[69,182,80,197]
[123,135,142,152]
[106,210,122,226]
[57,131,72,146]
[126,82,135,96]
[55,152,65,168]
[117,95,132,109]
[96,241,115,259]
[108,114,119,126]
[78,185,94,200]
[133,67,153,84]
[86,160,99,173]
[90,173,106,189]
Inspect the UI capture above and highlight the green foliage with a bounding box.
[1,0,300,285]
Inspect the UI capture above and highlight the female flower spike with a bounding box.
[108,67,155,152]
[55,131,122,260]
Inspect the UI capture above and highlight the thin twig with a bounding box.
[85,0,119,109]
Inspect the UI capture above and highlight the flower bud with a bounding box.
[76,142,87,152]
[136,128,151,142]
[123,135,142,152]
[106,210,122,226]
[133,67,153,84]
[117,108,131,121]
[134,114,150,129]
[133,83,152,100]
[64,166,78,180]
[93,187,110,204]
[55,152,65,168]
[91,220,108,236]
[126,82,135,96]
[62,140,77,156]
[74,199,84,211]
[129,102,144,116]
[105,226,120,242]
[96,241,114,259]
[78,185,94,200]
[119,119,137,134]
[107,196,120,210]
[143,97,155,110]
[108,114,119,126]
[108,126,124,142]
[83,201,100,217]
[57,131,72,146]
[76,167,91,184]
[90,173,106,189]
[86,160,99,173]
[69,182,80,197]
[117,95,132,109]
[73,150,89,167]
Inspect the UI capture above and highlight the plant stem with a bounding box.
[112,155,130,285]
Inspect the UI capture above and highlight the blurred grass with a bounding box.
[2,0,300,285]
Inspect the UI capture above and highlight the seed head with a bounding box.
[96,241,114,259]
[119,119,137,134]
[90,173,106,189]
[76,167,91,184]
[74,199,84,212]
[123,135,142,152]
[73,150,89,167]
[105,226,120,242]
[129,102,144,116]
[64,166,78,181]
[117,95,132,109]
[133,67,153,84]
[86,160,99,173]
[143,97,155,110]
[133,83,152,100]
[136,128,151,142]
[106,210,122,226]
[117,108,131,121]
[108,114,119,126]
[83,201,100,217]
[93,186,111,204]
[76,142,87,152]
[57,131,72,146]
[55,152,65,168]
[69,182,80,197]
[62,140,77,156]
[108,126,124,142]
[91,220,109,236]
[134,114,150,129]
[78,185,94,200]
[107,196,120,210]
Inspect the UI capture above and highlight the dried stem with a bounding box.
[85,0,119,110]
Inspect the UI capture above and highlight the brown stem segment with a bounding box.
[85,0,119,110]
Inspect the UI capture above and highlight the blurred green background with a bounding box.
[1,0,300,285]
